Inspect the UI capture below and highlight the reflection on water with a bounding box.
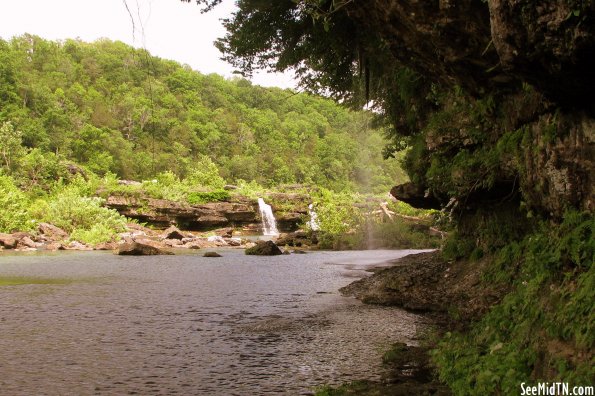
[0,249,430,395]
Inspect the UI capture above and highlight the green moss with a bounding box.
[381,342,409,364]
[315,381,375,396]
[0,276,74,286]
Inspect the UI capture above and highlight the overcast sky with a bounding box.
[0,0,296,89]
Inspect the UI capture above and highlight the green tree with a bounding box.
[0,121,25,172]
[0,174,32,232]
[184,156,226,190]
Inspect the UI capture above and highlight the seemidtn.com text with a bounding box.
[521,383,594,396]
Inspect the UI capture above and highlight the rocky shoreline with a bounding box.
[104,193,309,232]
[341,251,508,324]
[0,222,315,255]
[329,250,512,394]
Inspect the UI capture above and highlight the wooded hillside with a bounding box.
[0,34,405,193]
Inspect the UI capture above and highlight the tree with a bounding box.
[0,34,403,192]
[0,121,25,172]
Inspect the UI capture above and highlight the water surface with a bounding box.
[0,249,430,395]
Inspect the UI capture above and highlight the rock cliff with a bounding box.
[105,193,309,232]
[347,1,594,219]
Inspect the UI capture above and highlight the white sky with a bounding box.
[0,0,296,89]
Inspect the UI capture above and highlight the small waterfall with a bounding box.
[257,198,279,236]
[308,203,320,231]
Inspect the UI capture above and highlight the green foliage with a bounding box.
[0,121,25,172]
[364,218,440,250]
[381,343,409,365]
[432,211,594,395]
[0,174,33,232]
[16,148,71,194]
[141,172,188,202]
[184,156,226,190]
[30,182,128,245]
[97,167,232,206]
[310,189,362,248]
[314,381,373,396]
[387,200,436,218]
[233,179,267,199]
[0,35,404,194]
[311,189,439,250]
[442,231,476,261]
[69,223,121,245]
[187,190,230,205]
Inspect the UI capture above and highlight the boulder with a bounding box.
[207,235,227,246]
[226,237,243,247]
[161,226,185,240]
[117,242,174,256]
[132,238,168,250]
[0,233,18,249]
[163,238,184,247]
[65,241,92,251]
[127,222,158,236]
[245,240,283,256]
[213,227,233,237]
[19,236,42,249]
[37,223,68,241]
[390,182,442,210]
[183,238,212,249]
[94,242,118,251]
[276,230,314,247]
[45,242,65,251]
[203,251,222,257]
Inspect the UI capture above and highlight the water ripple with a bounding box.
[0,249,431,395]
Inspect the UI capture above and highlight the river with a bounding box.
[0,249,430,395]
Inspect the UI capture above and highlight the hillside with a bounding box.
[0,34,406,193]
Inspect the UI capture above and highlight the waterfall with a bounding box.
[308,203,320,231]
[257,198,279,236]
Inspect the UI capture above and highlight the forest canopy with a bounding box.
[0,34,406,194]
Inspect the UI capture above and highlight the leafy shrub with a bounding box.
[16,148,71,194]
[184,156,226,190]
[310,189,362,249]
[30,185,128,245]
[365,218,440,249]
[70,223,119,245]
[234,179,267,199]
[387,200,437,218]
[0,174,33,232]
[141,171,188,201]
[0,121,25,173]
[310,189,440,250]
[187,190,230,205]
[95,172,143,198]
